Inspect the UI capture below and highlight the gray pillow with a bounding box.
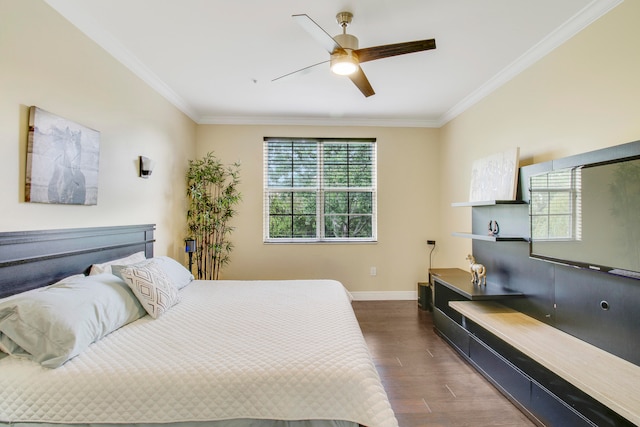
[0,274,146,368]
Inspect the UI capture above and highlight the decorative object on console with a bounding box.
[488,220,500,236]
[139,156,155,178]
[186,152,241,280]
[469,147,519,202]
[466,254,486,286]
[26,106,100,205]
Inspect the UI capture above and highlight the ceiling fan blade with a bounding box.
[272,60,330,82]
[348,67,375,97]
[293,14,341,53]
[355,39,436,63]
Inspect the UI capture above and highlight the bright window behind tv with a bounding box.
[530,157,640,276]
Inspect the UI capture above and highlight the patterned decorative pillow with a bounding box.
[117,260,180,319]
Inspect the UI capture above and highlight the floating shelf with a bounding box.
[451,232,529,242]
[451,200,528,207]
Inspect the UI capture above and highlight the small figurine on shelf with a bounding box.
[488,220,500,236]
[466,254,487,286]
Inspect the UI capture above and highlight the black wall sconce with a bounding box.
[185,238,196,273]
[139,156,155,178]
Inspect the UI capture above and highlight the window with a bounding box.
[264,137,377,242]
[530,167,582,241]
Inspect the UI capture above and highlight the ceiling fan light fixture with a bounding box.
[282,12,436,97]
[330,52,358,75]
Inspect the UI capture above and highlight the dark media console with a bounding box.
[432,270,639,427]
[436,140,640,426]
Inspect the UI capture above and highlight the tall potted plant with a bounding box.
[186,152,241,280]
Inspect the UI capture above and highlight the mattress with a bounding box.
[0,279,397,427]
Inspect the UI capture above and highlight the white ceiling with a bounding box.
[44,0,621,127]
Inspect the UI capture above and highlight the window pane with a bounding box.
[292,143,317,187]
[347,144,373,187]
[270,216,292,238]
[269,192,291,214]
[323,144,348,187]
[549,192,571,214]
[531,216,549,239]
[324,192,348,214]
[323,143,373,188]
[267,142,293,187]
[349,192,372,214]
[530,193,549,215]
[548,170,572,188]
[293,214,316,237]
[325,192,373,215]
[293,192,316,214]
[349,215,372,237]
[323,164,347,187]
[324,214,372,238]
[324,215,348,238]
[268,192,316,238]
[267,142,317,188]
[549,216,571,238]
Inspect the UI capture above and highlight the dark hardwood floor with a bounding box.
[352,300,536,427]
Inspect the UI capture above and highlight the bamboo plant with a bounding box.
[186,152,241,280]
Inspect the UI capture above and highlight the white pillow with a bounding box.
[0,274,146,367]
[0,274,87,306]
[89,251,146,275]
[153,256,194,289]
[54,274,87,284]
[116,260,180,319]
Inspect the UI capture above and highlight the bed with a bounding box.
[0,225,398,427]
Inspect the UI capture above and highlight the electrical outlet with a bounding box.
[427,240,436,245]
[370,267,377,276]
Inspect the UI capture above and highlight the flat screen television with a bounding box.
[529,153,640,280]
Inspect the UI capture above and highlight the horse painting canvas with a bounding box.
[26,107,100,205]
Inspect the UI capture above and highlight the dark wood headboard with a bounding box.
[0,224,155,298]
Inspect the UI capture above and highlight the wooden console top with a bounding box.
[430,268,524,300]
[449,300,640,425]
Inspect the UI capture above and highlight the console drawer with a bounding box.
[433,308,469,356]
[469,334,530,404]
[530,382,595,427]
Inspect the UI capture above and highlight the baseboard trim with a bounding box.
[350,291,417,301]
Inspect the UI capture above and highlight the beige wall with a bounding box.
[438,0,640,269]
[196,125,441,295]
[3,0,639,295]
[0,0,197,259]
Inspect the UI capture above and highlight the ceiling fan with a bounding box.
[273,11,436,97]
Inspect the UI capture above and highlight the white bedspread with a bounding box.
[0,280,397,427]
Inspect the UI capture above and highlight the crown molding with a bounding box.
[438,0,623,126]
[44,0,200,123]
[46,0,622,129]
[197,115,441,128]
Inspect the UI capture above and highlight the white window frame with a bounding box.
[530,167,582,241]
[263,137,377,243]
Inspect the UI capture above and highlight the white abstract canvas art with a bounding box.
[469,147,520,202]
[26,107,100,205]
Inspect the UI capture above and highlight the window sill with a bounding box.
[264,239,378,245]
